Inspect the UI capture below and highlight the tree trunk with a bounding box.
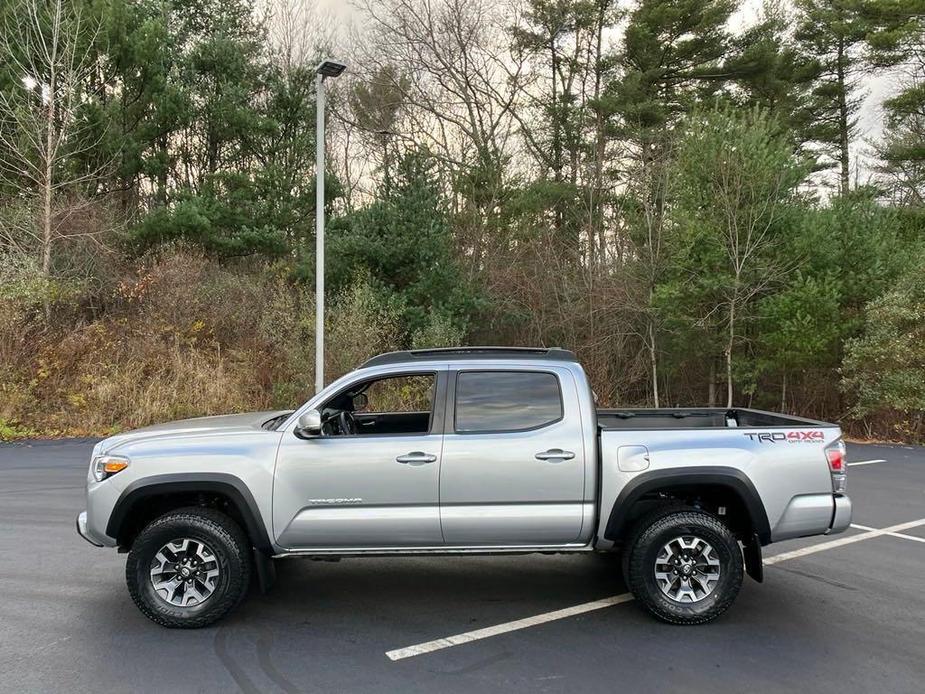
[42,8,58,282]
[550,38,561,183]
[836,36,850,197]
[708,360,716,407]
[42,138,53,279]
[780,370,787,413]
[549,38,564,235]
[42,40,57,321]
[725,300,735,408]
[156,134,169,204]
[591,2,606,266]
[381,134,391,194]
[648,319,659,408]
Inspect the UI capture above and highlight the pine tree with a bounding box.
[609,0,734,139]
[511,0,619,244]
[865,0,925,203]
[327,149,477,340]
[126,0,320,256]
[604,0,735,404]
[349,65,410,194]
[723,3,820,155]
[793,0,875,195]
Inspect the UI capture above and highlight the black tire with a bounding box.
[126,507,251,628]
[624,507,743,625]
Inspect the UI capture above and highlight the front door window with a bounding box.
[317,373,436,437]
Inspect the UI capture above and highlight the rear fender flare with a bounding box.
[603,466,771,545]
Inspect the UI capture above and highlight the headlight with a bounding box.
[92,455,130,482]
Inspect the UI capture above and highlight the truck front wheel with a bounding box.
[125,507,251,628]
[624,508,743,625]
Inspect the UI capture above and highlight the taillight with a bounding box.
[826,445,844,472]
[825,440,847,493]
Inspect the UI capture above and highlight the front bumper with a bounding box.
[76,511,103,547]
[827,494,852,535]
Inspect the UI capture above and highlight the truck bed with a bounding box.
[597,407,832,430]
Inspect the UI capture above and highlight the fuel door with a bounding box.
[617,445,650,472]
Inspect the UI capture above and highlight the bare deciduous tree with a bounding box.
[357,0,525,177]
[623,136,675,407]
[0,0,107,282]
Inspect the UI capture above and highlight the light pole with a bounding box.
[314,59,346,394]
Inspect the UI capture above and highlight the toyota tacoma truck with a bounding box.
[77,347,851,628]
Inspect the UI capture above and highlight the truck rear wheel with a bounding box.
[624,508,743,625]
[125,507,251,628]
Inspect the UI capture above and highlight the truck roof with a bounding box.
[360,347,579,368]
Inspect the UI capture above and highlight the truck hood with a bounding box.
[96,410,292,455]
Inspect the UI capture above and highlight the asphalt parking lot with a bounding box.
[0,440,923,693]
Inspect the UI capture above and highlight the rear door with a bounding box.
[439,367,587,546]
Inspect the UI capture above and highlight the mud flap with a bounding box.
[743,533,764,583]
[253,547,276,593]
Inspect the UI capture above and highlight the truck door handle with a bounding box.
[535,448,575,462]
[396,451,437,465]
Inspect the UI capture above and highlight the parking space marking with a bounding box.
[851,523,925,544]
[387,517,925,661]
[386,594,634,661]
[762,518,925,564]
[847,459,887,467]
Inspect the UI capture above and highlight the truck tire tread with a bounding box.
[125,507,251,629]
[625,507,743,625]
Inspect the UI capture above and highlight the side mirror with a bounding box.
[294,409,322,439]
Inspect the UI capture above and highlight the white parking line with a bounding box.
[851,523,925,544]
[386,517,925,661]
[764,518,925,564]
[385,594,634,661]
[847,459,887,467]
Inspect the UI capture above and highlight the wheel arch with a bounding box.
[107,473,272,554]
[604,466,771,546]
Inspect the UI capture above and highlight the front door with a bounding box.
[439,367,587,546]
[273,370,446,550]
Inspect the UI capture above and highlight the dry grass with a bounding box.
[1,245,920,442]
[0,248,403,438]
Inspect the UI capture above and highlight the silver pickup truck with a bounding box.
[77,347,851,628]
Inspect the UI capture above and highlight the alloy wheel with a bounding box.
[654,535,722,603]
[149,538,221,607]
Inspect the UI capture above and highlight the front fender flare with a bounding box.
[106,472,273,554]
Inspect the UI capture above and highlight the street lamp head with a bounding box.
[316,59,347,79]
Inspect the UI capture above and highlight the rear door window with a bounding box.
[454,371,562,433]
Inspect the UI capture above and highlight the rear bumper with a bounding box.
[772,492,852,541]
[826,494,852,535]
[76,511,104,547]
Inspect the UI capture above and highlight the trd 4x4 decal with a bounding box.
[744,431,826,443]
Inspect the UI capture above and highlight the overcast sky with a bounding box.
[316,0,901,186]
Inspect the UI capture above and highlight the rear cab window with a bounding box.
[454,371,563,433]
